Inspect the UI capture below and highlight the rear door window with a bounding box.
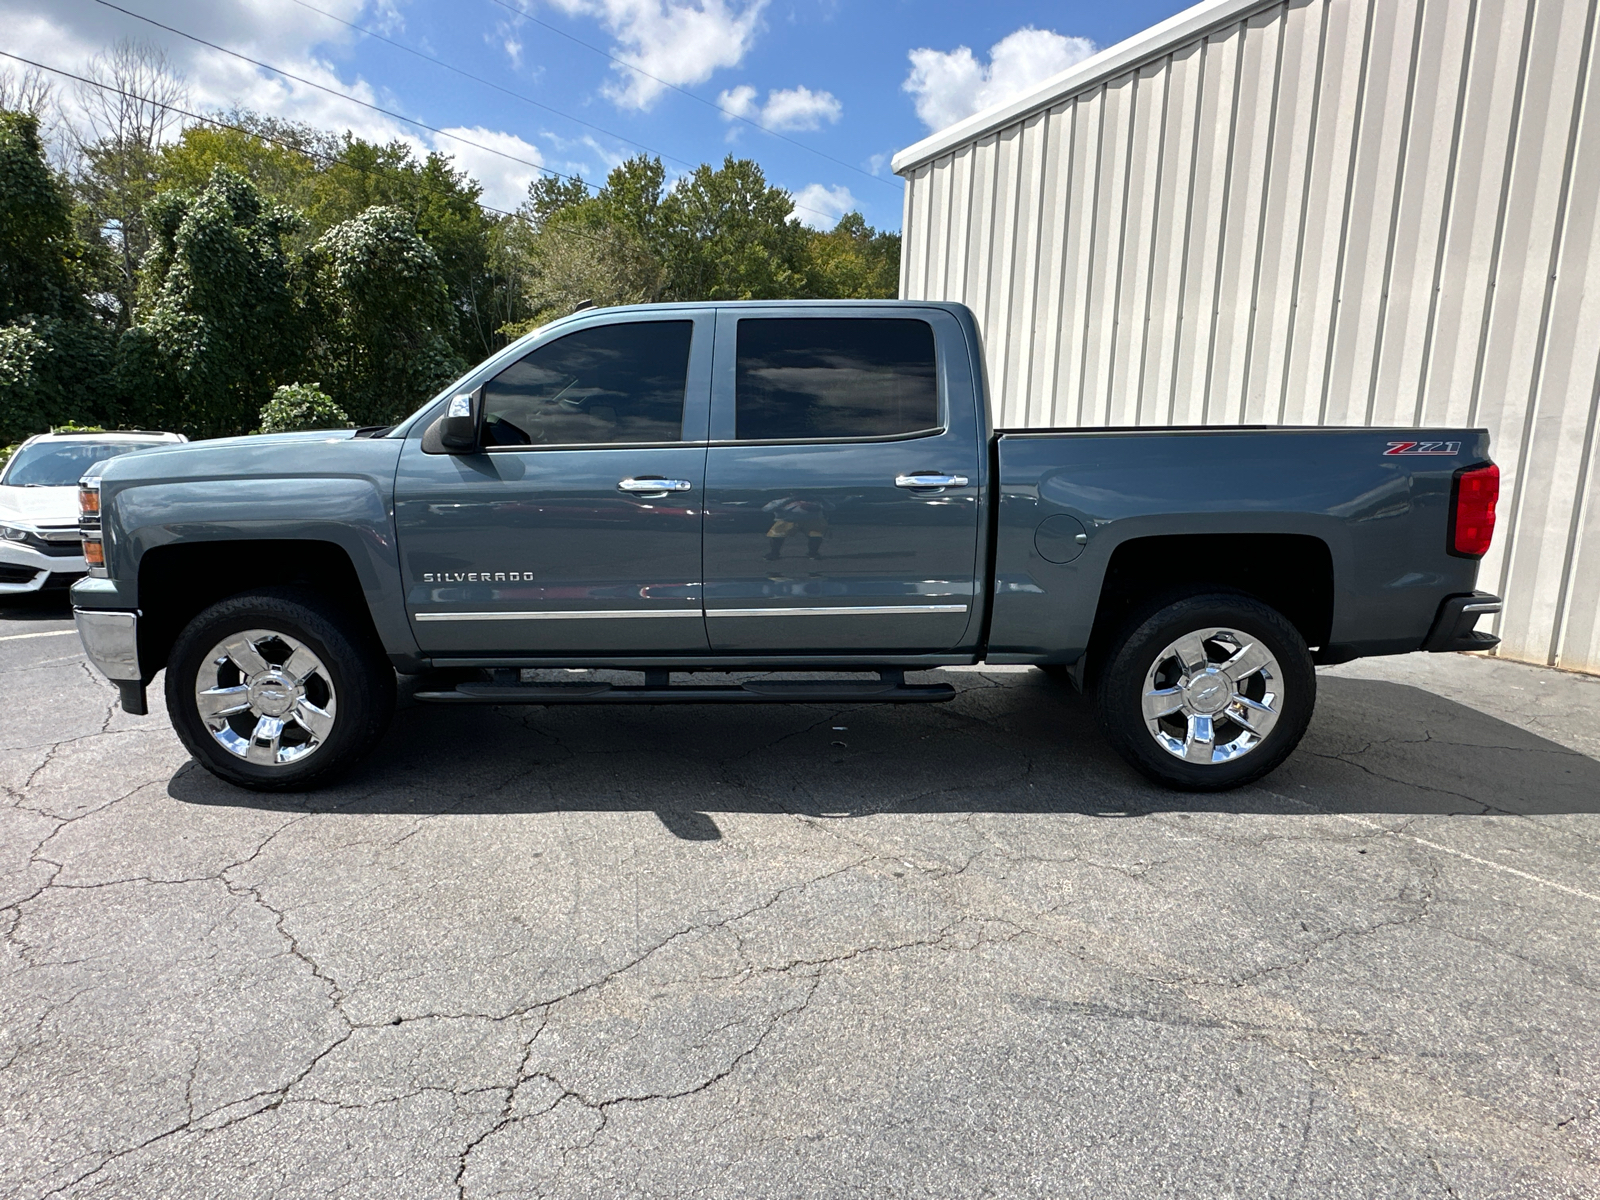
[734,318,939,442]
[482,320,694,447]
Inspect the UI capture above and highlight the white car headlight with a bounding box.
[0,523,29,542]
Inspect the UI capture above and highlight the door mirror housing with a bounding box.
[427,389,483,454]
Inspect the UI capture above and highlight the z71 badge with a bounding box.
[1383,440,1461,456]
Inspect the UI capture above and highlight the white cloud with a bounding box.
[717,83,840,132]
[791,183,854,231]
[434,126,546,210]
[758,85,840,131]
[543,0,767,111]
[2,0,417,148]
[0,0,566,212]
[903,27,1096,134]
[717,83,758,119]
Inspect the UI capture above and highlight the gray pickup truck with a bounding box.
[71,300,1502,793]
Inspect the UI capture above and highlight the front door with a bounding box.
[395,314,712,656]
[702,311,982,653]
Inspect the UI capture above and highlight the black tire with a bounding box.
[166,587,395,792]
[1095,592,1315,792]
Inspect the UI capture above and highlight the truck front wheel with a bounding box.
[1096,593,1315,792]
[165,587,396,792]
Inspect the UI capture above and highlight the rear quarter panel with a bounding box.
[989,427,1491,660]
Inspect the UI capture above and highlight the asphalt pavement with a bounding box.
[2,589,1597,1199]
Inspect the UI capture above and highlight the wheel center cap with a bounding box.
[1183,670,1232,714]
[247,672,299,717]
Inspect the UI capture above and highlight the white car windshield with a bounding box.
[1,441,167,488]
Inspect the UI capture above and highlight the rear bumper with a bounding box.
[73,608,148,714]
[1421,591,1502,653]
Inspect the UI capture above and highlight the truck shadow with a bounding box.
[168,670,1600,837]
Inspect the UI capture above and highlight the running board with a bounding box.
[412,668,955,705]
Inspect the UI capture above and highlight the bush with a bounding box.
[258,382,350,433]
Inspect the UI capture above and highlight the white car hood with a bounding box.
[0,484,80,528]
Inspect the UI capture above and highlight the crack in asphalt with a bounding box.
[5,656,1599,1199]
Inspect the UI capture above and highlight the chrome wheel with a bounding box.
[194,630,337,767]
[1141,626,1282,765]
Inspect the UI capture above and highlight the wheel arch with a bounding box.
[1084,533,1334,684]
[136,539,380,679]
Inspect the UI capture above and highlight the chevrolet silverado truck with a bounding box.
[71,301,1502,793]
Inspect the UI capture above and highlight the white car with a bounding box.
[0,430,186,594]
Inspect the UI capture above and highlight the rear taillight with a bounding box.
[1450,463,1499,558]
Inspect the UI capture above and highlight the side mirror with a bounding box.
[436,389,483,453]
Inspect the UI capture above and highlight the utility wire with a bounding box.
[86,0,847,225]
[89,0,587,189]
[484,0,900,192]
[283,0,699,173]
[282,0,843,227]
[0,49,500,218]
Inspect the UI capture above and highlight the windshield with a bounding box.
[1,441,168,488]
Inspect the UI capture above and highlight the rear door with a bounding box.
[395,313,712,656]
[701,308,982,653]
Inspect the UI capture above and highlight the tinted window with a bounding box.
[482,320,693,447]
[1,441,169,488]
[735,318,939,441]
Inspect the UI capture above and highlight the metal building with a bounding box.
[893,0,1600,675]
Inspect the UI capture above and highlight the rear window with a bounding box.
[734,318,939,442]
[1,441,168,488]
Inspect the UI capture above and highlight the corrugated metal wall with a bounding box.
[898,0,1600,674]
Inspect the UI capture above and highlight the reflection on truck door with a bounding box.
[702,314,982,653]
[394,316,712,656]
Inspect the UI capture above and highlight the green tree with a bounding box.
[306,138,515,363]
[658,156,809,301]
[118,166,302,437]
[304,206,463,427]
[70,40,189,331]
[501,155,828,330]
[523,173,592,230]
[803,212,901,299]
[0,317,117,446]
[156,114,327,231]
[0,111,88,323]
[0,110,117,442]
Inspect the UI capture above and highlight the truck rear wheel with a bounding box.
[1095,592,1315,792]
[165,587,395,792]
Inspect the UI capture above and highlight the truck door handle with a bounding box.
[618,477,693,493]
[895,473,969,489]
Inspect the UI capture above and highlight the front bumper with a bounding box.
[73,608,148,714]
[0,540,86,593]
[1421,591,1502,653]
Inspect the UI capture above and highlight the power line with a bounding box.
[283,0,700,173]
[483,0,900,193]
[280,0,848,228]
[85,0,849,225]
[4,48,652,296]
[89,0,589,191]
[0,48,833,266]
[0,49,506,220]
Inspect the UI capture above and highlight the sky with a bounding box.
[2,0,1197,232]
